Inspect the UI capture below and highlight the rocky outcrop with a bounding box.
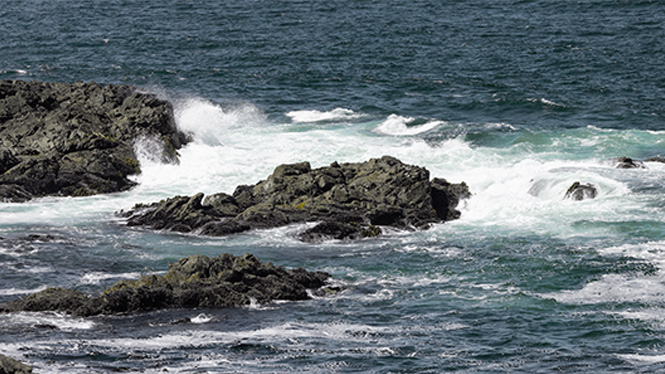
[564,181,598,201]
[120,156,470,241]
[0,253,330,317]
[614,156,645,169]
[0,354,32,374]
[0,80,188,201]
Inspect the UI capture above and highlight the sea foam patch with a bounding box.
[374,114,443,136]
[286,108,364,123]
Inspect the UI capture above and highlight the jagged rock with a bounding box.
[120,156,471,241]
[564,181,598,201]
[0,354,32,374]
[614,156,645,169]
[0,253,330,316]
[0,80,188,201]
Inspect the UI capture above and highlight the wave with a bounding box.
[373,114,443,136]
[1,94,663,241]
[174,97,267,146]
[286,107,365,123]
[0,311,95,330]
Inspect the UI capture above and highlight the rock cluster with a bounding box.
[0,80,187,201]
[0,253,330,317]
[120,156,471,241]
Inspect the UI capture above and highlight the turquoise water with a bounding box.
[1,1,665,372]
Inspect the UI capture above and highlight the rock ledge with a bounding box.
[0,253,330,316]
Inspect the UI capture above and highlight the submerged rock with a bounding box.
[120,156,471,241]
[0,80,188,201]
[0,354,32,374]
[564,181,598,201]
[0,253,330,317]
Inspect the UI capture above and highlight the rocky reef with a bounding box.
[0,253,330,317]
[120,156,471,241]
[0,80,188,201]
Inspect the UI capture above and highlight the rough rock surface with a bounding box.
[0,80,188,201]
[0,354,32,374]
[120,156,471,241]
[564,181,598,201]
[0,253,330,316]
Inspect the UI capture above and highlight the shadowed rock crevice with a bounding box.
[0,80,188,201]
[120,156,470,241]
[0,253,330,317]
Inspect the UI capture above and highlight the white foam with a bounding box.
[539,239,665,305]
[618,354,665,364]
[373,114,443,136]
[542,273,665,305]
[190,313,213,324]
[0,285,47,296]
[86,321,392,351]
[484,122,517,131]
[286,107,363,123]
[80,271,142,285]
[527,97,567,108]
[174,97,267,146]
[1,311,95,330]
[0,95,661,242]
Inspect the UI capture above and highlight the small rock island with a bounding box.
[120,156,471,241]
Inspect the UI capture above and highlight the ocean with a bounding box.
[1,0,665,372]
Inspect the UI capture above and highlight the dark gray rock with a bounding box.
[0,253,330,316]
[120,156,470,241]
[0,354,32,374]
[0,80,188,201]
[645,156,665,163]
[564,181,598,201]
[614,156,645,169]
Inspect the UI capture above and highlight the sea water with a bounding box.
[1,1,665,372]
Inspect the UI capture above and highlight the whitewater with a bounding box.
[1,97,664,372]
[2,0,665,372]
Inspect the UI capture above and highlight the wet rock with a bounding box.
[0,354,32,374]
[645,156,665,163]
[121,156,470,241]
[0,253,330,317]
[0,80,188,201]
[614,156,645,169]
[564,181,598,201]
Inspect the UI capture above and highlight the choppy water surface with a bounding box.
[1,1,665,372]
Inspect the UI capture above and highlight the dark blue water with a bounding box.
[2,1,665,373]
[3,0,665,128]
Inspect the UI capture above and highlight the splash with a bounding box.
[373,114,443,136]
[174,97,267,146]
[286,107,364,123]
